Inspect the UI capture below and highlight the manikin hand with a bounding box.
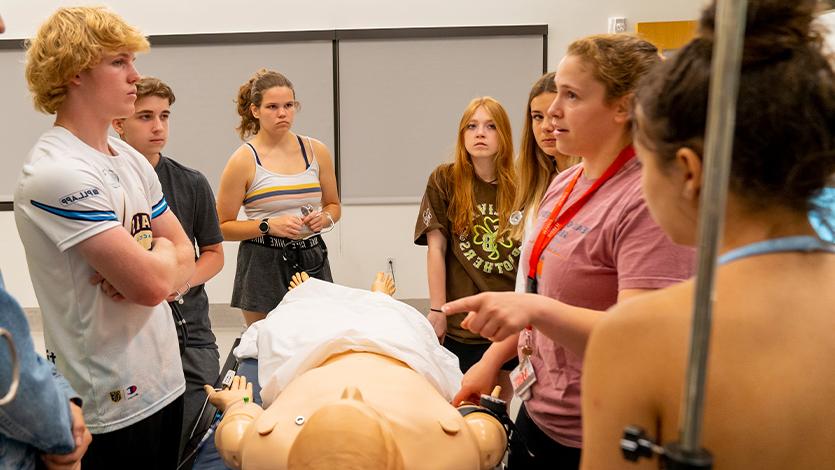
[370,272,396,295]
[204,375,254,412]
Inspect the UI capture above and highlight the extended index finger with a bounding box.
[442,293,484,316]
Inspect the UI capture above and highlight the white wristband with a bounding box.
[174,281,192,304]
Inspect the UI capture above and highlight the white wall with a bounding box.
[0,0,706,307]
[3,0,706,73]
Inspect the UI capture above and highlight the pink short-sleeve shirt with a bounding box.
[519,157,695,447]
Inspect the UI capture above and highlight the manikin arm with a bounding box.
[204,376,263,470]
[462,411,507,470]
[459,387,509,470]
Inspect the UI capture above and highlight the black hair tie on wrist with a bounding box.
[430,307,443,313]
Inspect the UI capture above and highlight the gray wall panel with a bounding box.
[0,41,334,199]
[1,27,543,207]
[0,48,57,200]
[128,41,334,193]
[338,35,544,204]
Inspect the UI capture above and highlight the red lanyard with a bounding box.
[526,145,636,293]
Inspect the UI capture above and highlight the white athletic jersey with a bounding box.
[14,127,185,434]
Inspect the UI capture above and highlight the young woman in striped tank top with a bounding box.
[217,69,340,326]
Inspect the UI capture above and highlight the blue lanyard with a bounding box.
[718,235,835,265]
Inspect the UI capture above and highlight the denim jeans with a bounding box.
[0,272,77,470]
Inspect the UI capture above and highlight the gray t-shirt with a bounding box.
[155,155,224,348]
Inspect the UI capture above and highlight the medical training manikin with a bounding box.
[206,273,509,470]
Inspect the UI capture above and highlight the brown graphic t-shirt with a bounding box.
[414,164,521,343]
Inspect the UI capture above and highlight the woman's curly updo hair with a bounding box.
[236,69,295,140]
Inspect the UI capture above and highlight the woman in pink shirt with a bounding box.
[444,35,694,469]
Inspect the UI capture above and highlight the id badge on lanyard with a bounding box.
[510,327,537,400]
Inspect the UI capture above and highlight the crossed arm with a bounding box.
[78,210,195,306]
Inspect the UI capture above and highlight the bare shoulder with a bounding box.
[590,280,695,367]
[220,145,257,179]
[605,281,693,333]
[217,145,257,201]
[307,137,331,157]
[227,144,256,167]
[308,138,335,174]
[582,282,696,470]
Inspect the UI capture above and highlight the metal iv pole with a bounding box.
[620,0,748,468]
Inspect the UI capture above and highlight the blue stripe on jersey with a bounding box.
[31,200,118,222]
[151,197,168,218]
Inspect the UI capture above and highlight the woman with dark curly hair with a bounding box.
[217,69,340,326]
[583,1,835,468]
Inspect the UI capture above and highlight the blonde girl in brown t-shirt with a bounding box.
[413,97,519,390]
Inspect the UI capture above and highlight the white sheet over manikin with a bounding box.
[234,278,464,407]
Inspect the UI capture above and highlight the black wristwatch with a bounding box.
[259,218,270,235]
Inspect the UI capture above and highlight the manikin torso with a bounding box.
[218,352,502,470]
[212,273,505,470]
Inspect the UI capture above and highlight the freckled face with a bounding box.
[463,106,500,159]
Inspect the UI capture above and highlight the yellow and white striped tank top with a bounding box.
[242,135,323,238]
